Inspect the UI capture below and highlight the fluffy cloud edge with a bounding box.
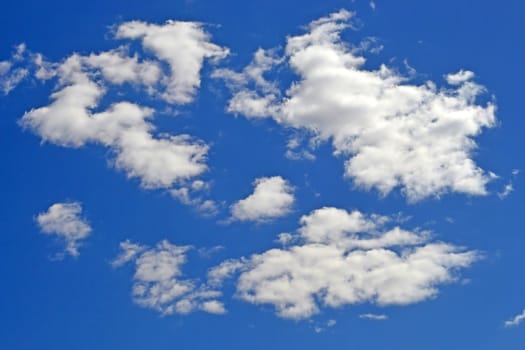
[36,201,92,257]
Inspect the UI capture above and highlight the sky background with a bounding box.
[0,0,524,349]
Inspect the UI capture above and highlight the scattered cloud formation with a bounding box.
[229,176,295,222]
[19,19,229,191]
[113,240,226,315]
[504,309,525,328]
[359,313,388,320]
[0,43,29,94]
[210,207,479,319]
[5,10,506,328]
[313,318,338,333]
[217,10,497,201]
[36,202,92,257]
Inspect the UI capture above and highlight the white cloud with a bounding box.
[0,44,29,94]
[445,70,475,85]
[116,20,229,104]
[359,313,388,320]
[36,202,92,257]
[212,207,479,319]
[113,240,226,315]
[218,10,497,201]
[84,47,161,86]
[504,309,525,328]
[312,318,337,333]
[170,181,219,216]
[230,176,295,222]
[207,259,246,287]
[17,19,230,197]
[498,183,514,199]
[19,52,209,189]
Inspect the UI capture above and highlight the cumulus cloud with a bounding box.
[210,207,479,319]
[36,202,92,257]
[113,240,226,315]
[19,20,225,190]
[116,20,229,104]
[217,10,497,201]
[504,309,525,328]
[229,176,295,222]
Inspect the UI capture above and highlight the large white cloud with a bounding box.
[36,202,92,257]
[18,19,228,190]
[216,10,497,201]
[209,207,479,319]
[229,176,295,222]
[113,240,226,315]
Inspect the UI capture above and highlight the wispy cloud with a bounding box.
[504,309,525,328]
[360,313,388,321]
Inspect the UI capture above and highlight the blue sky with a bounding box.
[1,0,524,349]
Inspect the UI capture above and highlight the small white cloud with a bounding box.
[504,309,525,328]
[498,183,514,199]
[36,202,92,257]
[113,240,225,315]
[359,313,388,321]
[207,259,246,287]
[327,319,337,327]
[0,44,30,94]
[230,176,295,222]
[112,240,146,267]
[445,70,475,85]
[200,300,227,314]
[275,232,296,246]
[170,184,219,216]
[369,1,376,10]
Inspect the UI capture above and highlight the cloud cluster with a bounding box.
[20,20,228,190]
[113,240,226,315]
[36,202,92,257]
[229,176,295,222]
[209,207,478,319]
[217,9,497,201]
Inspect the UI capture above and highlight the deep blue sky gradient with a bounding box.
[1,1,524,349]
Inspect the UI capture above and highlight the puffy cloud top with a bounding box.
[230,176,295,222]
[218,9,497,201]
[36,202,92,257]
